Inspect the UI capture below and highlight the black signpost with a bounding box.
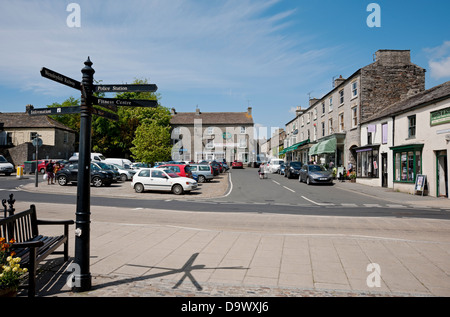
[36,57,158,292]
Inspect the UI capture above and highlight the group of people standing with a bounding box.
[45,160,62,185]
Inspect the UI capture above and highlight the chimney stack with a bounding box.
[334,75,346,88]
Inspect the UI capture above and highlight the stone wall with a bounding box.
[360,50,426,123]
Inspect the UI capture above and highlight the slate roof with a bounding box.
[0,112,75,132]
[170,110,254,126]
[362,81,450,124]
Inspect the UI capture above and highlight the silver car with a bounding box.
[299,164,333,185]
[189,164,214,183]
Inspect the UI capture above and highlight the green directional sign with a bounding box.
[29,106,81,116]
[94,97,158,108]
[94,84,158,93]
[92,107,119,121]
[40,68,81,90]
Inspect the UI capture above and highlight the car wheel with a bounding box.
[120,174,127,182]
[40,168,45,174]
[57,175,67,186]
[198,175,206,183]
[306,177,311,185]
[134,183,144,193]
[172,184,184,195]
[92,176,103,187]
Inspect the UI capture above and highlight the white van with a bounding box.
[268,159,284,173]
[69,152,106,162]
[104,158,133,167]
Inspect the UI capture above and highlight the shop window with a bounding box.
[357,148,379,178]
[393,146,423,183]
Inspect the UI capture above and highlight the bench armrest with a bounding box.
[36,219,75,226]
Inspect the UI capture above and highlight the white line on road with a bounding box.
[301,196,334,206]
[283,186,295,193]
[272,180,280,185]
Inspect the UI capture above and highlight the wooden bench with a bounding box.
[0,204,74,297]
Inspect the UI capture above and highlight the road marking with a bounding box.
[386,204,407,208]
[301,196,334,206]
[272,180,280,185]
[283,186,295,193]
[364,203,381,208]
[341,203,358,207]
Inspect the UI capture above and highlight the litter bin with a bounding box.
[24,161,36,174]
[16,166,23,179]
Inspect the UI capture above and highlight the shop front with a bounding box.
[308,134,345,168]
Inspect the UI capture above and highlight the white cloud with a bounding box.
[425,41,450,80]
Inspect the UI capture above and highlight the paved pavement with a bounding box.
[7,172,450,297]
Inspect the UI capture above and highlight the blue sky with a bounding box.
[0,0,449,138]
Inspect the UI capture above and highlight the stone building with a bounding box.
[358,81,450,198]
[0,105,76,166]
[283,50,425,169]
[170,107,255,163]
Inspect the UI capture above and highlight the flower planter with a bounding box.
[0,288,17,297]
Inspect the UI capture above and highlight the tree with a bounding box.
[131,120,172,164]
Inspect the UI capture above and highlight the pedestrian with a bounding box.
[53,162,61,174]
[347,162,353,173]
[46,160,55,185]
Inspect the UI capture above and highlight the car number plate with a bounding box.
[320,177,328,180]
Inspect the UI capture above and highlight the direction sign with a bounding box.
[40,68,81,90]
[29,106,81,116]
[94,97,158,108]
[94,84,158,93]
[92,107,119,121]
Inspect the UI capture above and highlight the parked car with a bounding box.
[189,164,214,183]
[0,155,14,176]
[285,161,303,179]
[221,162,230,171]
[104,158,133,167]
[157,164,193,178]
[210,161,223,173]
[132,168,198,195]
[55,162,114,187]
[69,152,106,162]
[110,163,136,181]
[267,159,284,173]
[93,162,121,182]
[299,164,333,185]
[232,160,244,169]
[278,162,286,175]
[131,162,150,170]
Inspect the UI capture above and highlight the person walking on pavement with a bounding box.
[46,160,55,185]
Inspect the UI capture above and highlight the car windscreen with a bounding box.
[0,156,7,163]
[309,165,325,172]
[290,162,302,167]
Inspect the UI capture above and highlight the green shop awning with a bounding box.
[282,139,310,154]
[310,138,337,156]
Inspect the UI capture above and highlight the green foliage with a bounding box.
[131,121,172,164]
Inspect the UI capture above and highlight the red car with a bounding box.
[232,160,244,169]
[158,164,193,178]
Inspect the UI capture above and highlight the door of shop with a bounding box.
[436,151,448,197]
[381,153,388,188]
